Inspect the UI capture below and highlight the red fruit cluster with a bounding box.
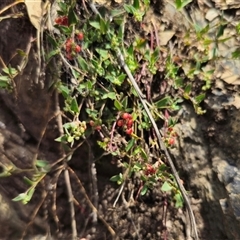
[55,16,69,26]
[89,120,101,131]
[76,32,84,41]
[145,164,156,176]
[117,113,134,135]
[168,138,175,145]
[166,127,177,146]
[65,32,84,60]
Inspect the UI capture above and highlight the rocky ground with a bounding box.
[0,0,240,239]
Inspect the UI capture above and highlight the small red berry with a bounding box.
[117,119,124,127]
[125,128,133,135]
[55,17,62,24]
[89,120,95,127]
[76,32,84,41]
[61,16,68,26]
[127,119,133,128]
[168,138,175,145]
[75,45,81,53]
[66,53,73,60]
[145,164,156,176]
[122,113,130,120]
[66,38,73,52]
[95,125,101,131]
[55,16,68,26]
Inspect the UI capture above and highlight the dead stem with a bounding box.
[86,140,98,224]
[55,90,77,239]
[68,167,116,238]
[20,188,48,240]
[50,168,63,232]
[64,165,77,239]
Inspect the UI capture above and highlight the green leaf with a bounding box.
[63,122,74,130]
[198,24,210,36]
[86,108,99,119]
[126,138,135,152]
[16,49,27,57]
[77,82,91,96]
[132,162,142,171]
[23,188,35,204]
[232,49,240,59]
[174,192,184,208]
[89,21,101,30]
[184,84,192,94]
[67,135,74,143]
[58,84,71,98]
[46,49,59,61]
[123,4,135,14]
[2,67,17,76]
[133,0,140,9]
[77,56,89,71]
[140,185,148,195]
[70,68,80,79]
[0,75,9,81]
[55,135,67,142]
[58,2,68,13]
[8,67,17,76]
[134,38,147,50]
[68,7,78,25]
[175,0,182,9]
[96,48,109,58]
[140,147,148,161]
[195,93,205,104]
[144,49,151,62]
[56,25,72,34]
[133,146,141,155]
[236,23,240,35]
[23,177,34,186]
[12,193,27,202]
[216,24,227,38]
[102,92,116,100]
[161,181,172,192]
[158,164,167,172]
[110,173,123,185]
[100,17,108,34]
[47,35,58,48]
[175,0,192,10]
[117,173,123,184]
[155,96,170,108]
[71,97,79,113]
[151,47,160,63]
[203,38,212,45]
[35,160,49,168]
[117,21,124,40]
[0,169,9,178]
[123,162,129,168]
[110,174,120,182]
[0,80,9,88]
[106,75,123,86]
[217,37,232,43]
[114,99,123,110]
[122,96,128,109]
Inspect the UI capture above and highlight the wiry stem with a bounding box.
[55,90,77,239]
